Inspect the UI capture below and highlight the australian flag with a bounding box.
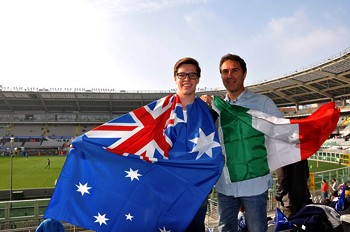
[44,94,224,231]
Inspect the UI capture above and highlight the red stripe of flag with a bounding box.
[290,102,340,160]
[92,125,138,131]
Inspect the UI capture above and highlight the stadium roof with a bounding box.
[1,48,350,114]
[245,47,350,107]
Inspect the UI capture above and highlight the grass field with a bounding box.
[0,155,67,190]
[308,160,346,172]
[0,155,347,190]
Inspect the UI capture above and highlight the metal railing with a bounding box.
[0,199,91,231]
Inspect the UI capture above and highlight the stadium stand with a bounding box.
[0,47,350,155]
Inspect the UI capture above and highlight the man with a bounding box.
[321,179,329,201]
[46,158,51,169]
[332,178,339,197]
[173,57,209,232]
[173,57,201,110]
[275,160,311,217]
[202,54,283,232]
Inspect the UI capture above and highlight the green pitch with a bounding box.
[308,160,347,172]
[0,156,346,190]
[0,155,67,190]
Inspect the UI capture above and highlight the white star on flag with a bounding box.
[75,182,91,196]
[159,226,171,232]
[125,213,134,221]
[125,168,142,181]
[94,212,109,226]
[190,128,221,160]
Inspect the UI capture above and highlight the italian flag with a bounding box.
[213,97,340,183]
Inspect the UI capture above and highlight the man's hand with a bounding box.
[200,95,213,106]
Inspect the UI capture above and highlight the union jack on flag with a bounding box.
[84,94,181,162]
[44,94,224,231]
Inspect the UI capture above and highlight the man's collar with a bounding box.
[225,89,247,103]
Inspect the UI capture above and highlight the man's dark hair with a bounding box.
[219,54,247,74]
[173,57,201,77]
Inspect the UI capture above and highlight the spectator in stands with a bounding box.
[237,206,248,232]
[321,179,329,201]
[275,160,311,217]
[345,190,350,210]
[332,178,339,197]
[45,158,51,169]
[338,182,347,196]
[36,218,65,232]
[329,196,339,208]
[201,54,283,232]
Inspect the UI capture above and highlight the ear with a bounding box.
[243,71,247,80]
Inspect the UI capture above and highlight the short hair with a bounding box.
[219,54,247,74]
[173,57,201,77]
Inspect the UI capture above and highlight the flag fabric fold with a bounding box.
[213,97,340,183]
[44,94,224,232]
[274,207,295,231]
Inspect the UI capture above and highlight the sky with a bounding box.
[0,0,350,91]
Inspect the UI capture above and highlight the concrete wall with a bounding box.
[0,188,54,201]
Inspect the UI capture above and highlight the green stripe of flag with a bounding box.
[213,97,269,182]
